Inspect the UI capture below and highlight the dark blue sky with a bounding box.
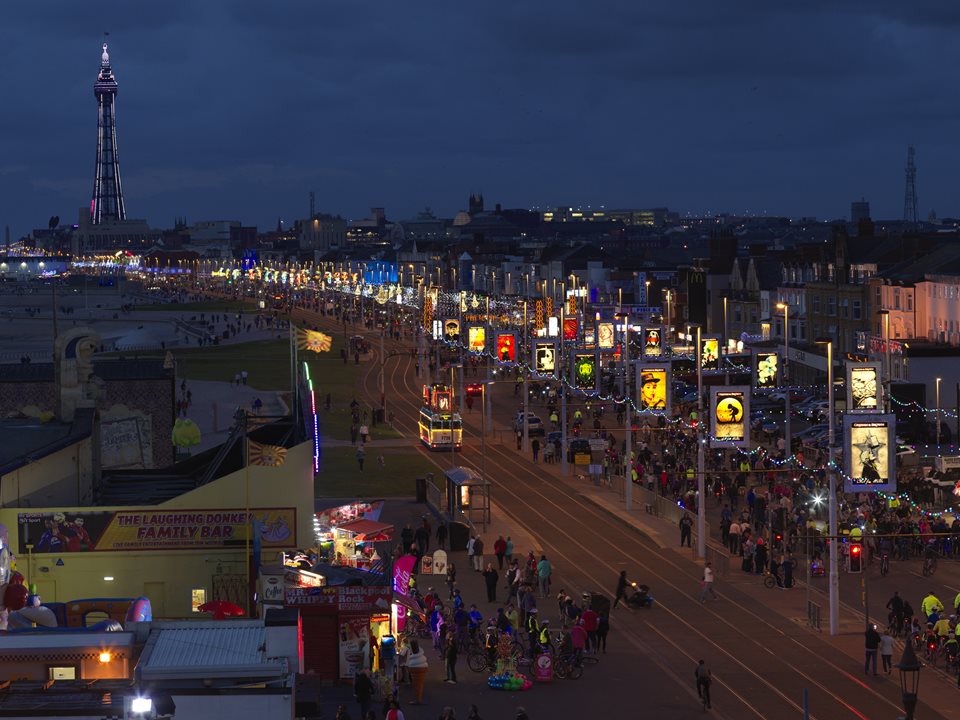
[2,1,959,238]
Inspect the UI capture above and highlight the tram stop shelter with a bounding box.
[443,466,490,531]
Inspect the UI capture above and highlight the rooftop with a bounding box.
[0,409,94,477]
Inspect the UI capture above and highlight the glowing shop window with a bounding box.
[191,588,207,613]
[49,667,77,680]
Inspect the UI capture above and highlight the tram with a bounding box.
[419,383,462,450]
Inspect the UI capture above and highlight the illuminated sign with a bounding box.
[534,342,556,375]
[846,362,881,413]
[443,318,460,343]
[637,364,670,413]
[467,326,486,353]
[643,327,662,357]
[563,318,578,342]
[496,332,516,363]
[597,322,615,350]
[547,316,559,337]
[755,352,779,390]
[843,414,896,493]
[432,319,443,338]
[701,337,720,371]
[710,387,749,447]
[573,353,597,390]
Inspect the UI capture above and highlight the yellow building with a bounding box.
[0,441,314,618]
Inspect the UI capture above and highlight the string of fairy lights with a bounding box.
[208,271,959,515]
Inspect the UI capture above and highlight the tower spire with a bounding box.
[91,37,126,224]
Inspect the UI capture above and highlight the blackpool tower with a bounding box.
[91,42,126,223]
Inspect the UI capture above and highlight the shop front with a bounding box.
[285,585,393,683]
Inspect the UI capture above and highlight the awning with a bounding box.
[392,592,426,620]
[336,519,394,542]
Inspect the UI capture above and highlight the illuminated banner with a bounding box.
[534,342,557,375]
[755,352,779,390]
[597,322,615,350]
[643,327,663,357]
[843,414,896,493]
[534,300,544,330]
[563,318,578,342]
[700,337,720,371]
[584,326,596,346]
[547,316,559,337]
[443,318,460,343]
[431,319,443,338]
[435,391,452,412]
[572,352,597,391]
[846,362,882,413]
[496,332,516,363]
[18,508,297,553]
[710,387,750,448]
[467,326,486,353]
[637,364,671,413]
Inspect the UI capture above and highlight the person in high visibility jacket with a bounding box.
[921,592,943,619]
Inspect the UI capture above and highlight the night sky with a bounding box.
[2,2,959,238]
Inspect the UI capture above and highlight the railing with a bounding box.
[807,600,822,631]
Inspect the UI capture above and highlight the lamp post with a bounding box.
[695,324,705,559]
[722,296,728,351]
[936,377,942,448]
[623,311,632,511]
[816,337,838,635]
[878,309,891,412]
[896,641,921,720]
[776,302,792,456]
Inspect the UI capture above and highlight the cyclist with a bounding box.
[525,608,540,656]
[921,591,944,621]
[933,613,952,640]
[538,619,554,654]
[695,660,712,709]
[484,622,499,669]
[886,591,905,634]
[923,541,938,573]
[943,632,959,665]
[954,589,960,615]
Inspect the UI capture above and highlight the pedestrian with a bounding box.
[596,613,609,653]
[494,536,507,569]
[359,423,369,442]
[505,536,514,564]
[482,563,499,603]
[443,635,458,684]
[699,561,717,603]
[385,699,405,720]
[406,639,429,704]
[233,372,241,386]
[354,669,373,718]
[679,512,693,548]
[532,437,540,463]
[782,551,795,589]
[241,369,248,385]
[728,520,741,554]
[471,537,484,571]
[864,624,881,676]
[466,535,476,569]
[880,628,894,674]
[536,555,552,597]
[694,660,712,709]
[516,429,522,450]
[396,635,410,685]
[446,562,457,599]
[356,444,365,472]
[612,570,628,608]
[580,603,599,652]
[754,538,768,575]
[436,522,448,550]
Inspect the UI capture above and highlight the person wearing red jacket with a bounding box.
[580,605,599,652]
[493,536,507,569]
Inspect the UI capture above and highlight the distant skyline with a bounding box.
[3,2,960,238]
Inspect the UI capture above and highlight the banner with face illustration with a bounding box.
[843,414,896,493]
[443,318,460,343]
[636,364,671,413]
[846,362,882,413]
[533,342,557,376]
[710,386,750,447]
[755,352,779,389]
[642,327,663,357]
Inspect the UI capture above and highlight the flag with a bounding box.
[249,440,287,467]
[296,328,332,353]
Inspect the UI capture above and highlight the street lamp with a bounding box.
[776,302,792,456]
[896,641,921,720]
[935,377,942,447]
[815,337,838,636]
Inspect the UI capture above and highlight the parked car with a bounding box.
[513,412,545,436]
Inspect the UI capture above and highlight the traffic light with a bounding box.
[773,532,783,550]
[849,542,863,573]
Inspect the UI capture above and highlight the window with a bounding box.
[906,294,913,311]
[812,295,821,314]
[876,287,882,306]
[48,667,77,680]
[894,289,901,309]
[840,298,849,318]
[827,297,836,316]
[191,588,207,613]
[853,300,862,320]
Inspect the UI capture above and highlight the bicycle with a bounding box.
[763,572,783,589]
[553,652,584,680]
[923,637,940,668]
[922,556,937,577]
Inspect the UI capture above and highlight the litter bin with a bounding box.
[415,477,427,504]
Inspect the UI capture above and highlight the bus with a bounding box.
[419,384,462,450]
